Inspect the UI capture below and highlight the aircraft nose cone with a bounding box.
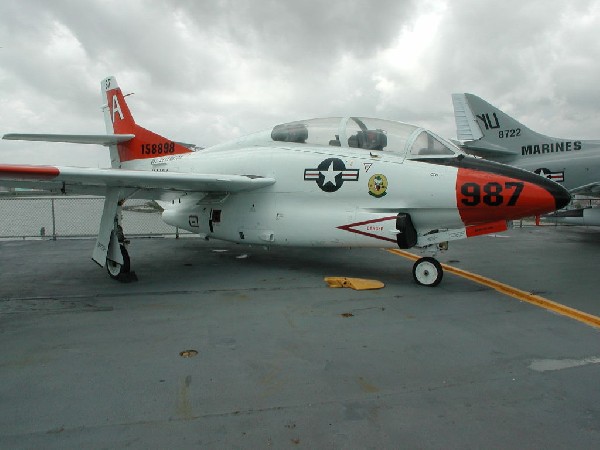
[415,156,572,225]
[505,163,571,211]
[450,156,572,225]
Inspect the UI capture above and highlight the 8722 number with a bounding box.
[141,142,176,155]
[498,128,521,139]
[461,181,524,207]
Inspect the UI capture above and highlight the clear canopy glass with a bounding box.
[270,117,458,159]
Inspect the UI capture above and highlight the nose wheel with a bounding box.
[412,257,443,287]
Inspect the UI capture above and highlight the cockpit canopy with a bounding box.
[270,117,459,159]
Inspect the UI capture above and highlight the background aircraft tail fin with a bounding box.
[101,76,193,167]
[452,93,548,158]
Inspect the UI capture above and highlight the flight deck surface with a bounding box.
[1,226,599,448]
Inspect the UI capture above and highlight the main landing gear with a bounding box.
[106,244,130,279]
[412,257,443,287]
[92,193,137,282]
[106,224,137,282]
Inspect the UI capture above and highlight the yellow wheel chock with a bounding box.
[324,277,384,290]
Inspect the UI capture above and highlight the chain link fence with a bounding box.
[1,193,592,240]
[0,196,190,239]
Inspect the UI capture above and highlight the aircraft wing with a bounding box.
[0,164,275,197]
[569,181,600,197]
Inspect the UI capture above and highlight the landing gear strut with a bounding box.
[412,257,443,287]
[106,222,137,282]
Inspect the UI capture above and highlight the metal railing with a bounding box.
[0,196,189,239]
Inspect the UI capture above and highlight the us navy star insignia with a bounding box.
[304,158,359,192]
[534,167,565,183]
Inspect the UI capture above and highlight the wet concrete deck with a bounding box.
[1,226,599,448]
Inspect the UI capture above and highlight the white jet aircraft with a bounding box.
[0,77,570,286]
[453,93,600,225]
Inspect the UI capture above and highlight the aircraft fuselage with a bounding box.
[156,142,567,248]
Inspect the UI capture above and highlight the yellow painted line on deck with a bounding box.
[387,249,600,329]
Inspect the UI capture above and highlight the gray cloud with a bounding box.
[1,0,599,166]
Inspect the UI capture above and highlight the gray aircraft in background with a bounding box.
[452,93,600,225]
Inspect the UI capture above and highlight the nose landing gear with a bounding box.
[412,256,443,287]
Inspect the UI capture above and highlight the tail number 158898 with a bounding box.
[141,142,176,155]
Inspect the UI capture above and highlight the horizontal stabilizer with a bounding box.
[176,141,201,150]
[459,141,520,157]
[2,133,135,146]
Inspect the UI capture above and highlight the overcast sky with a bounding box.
[1,0,599,167]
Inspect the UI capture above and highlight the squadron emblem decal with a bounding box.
[304,158,359,192]
[368,174,388,198]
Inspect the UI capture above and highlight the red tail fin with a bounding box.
[102,76,193,163]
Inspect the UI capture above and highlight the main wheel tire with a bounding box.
[106,245,131,279]
[412,257,443,287]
